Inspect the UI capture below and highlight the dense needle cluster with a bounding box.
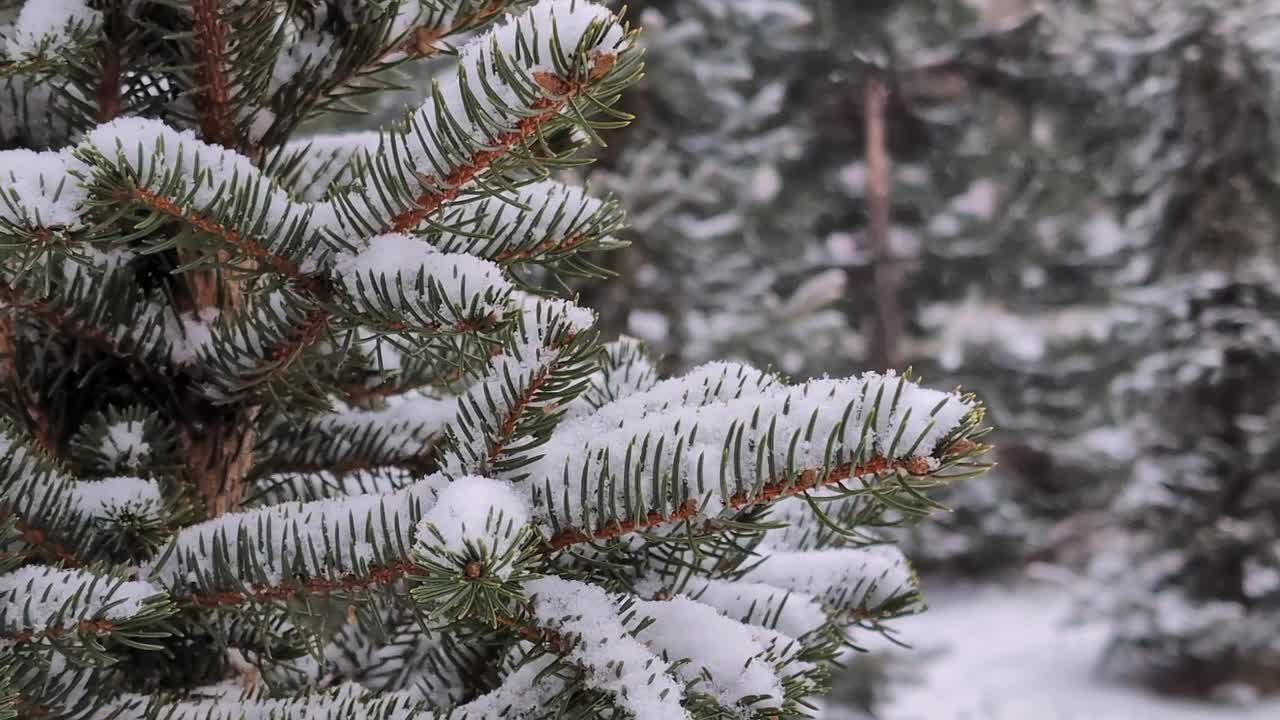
[0,1,990,718]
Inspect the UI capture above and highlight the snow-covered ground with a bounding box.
[862,579,1280,720]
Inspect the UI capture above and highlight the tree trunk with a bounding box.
[181,405,260,517]
[864,76,903,371]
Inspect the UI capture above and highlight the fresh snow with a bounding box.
[3,0,101,59]
[425,180,615,259]
[415,476,530,578]
[632,595,787,712]
[865,579,1280,720]
[744,546,916,611]
[555,360,779,436]
[151,475,451,589]
[101,420,152,469]
[0,566,161,632]
[525,370,973,531]
[343,0,631,233]
[280,131,380,201]
[681,578,828,640]
[561,335,661,419]
[0,149,86,228]
[68,476,162,519]
[334,233,513,326]
[526,577,689,719]
[447,654,564,719]
[509,289,597,336]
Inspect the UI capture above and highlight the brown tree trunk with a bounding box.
[181,405,260,517]
[864,76,904,371]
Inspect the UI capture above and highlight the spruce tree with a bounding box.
[1043,0,1280,698]
[0,1,991,718]
[583,0,852,377]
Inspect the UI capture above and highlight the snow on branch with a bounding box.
[0,149,85,233]
[319,611,480,703]
[524,576,688,719]
[246,468,416,507]
[191,287,334,398]
[556,360,778,432]
[115,683,422,720]
[420,179,626,267]
[342,0,638,234]
[2,0,101,62]
[443,653,565,719]
[149,474,451,604]
[528,370,980,547]
[0,565,172,647]
[1,427,165,566]
[276,132,380,201]
[254,392,455,478]
[74,118,338,278]
[68,407,171,477]
[668,578,828,642]
[414,476,531,577]
[438,292,599,477]
[562,335,661,420]
[631,595,789,715]
[264,1,539,145]
[742,545,919,620]
[404,0,539,50]
[333,233,514,336]
[412,476,536,622]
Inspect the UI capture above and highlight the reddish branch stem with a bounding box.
[8,618,115,645]
[183,559,421,609]
[0,511,81,567]
[493,231,596,264]
[544,445,975,552]
[0,285,131,360]
[96,38,122,123]
[386,58,615,232]
[191,0,237,149]
[118,186,303,279]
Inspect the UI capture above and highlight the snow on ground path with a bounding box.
[873,578,1280,720]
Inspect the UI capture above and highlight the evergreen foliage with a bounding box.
[1038,0,1280,697]
[0,1,992,718]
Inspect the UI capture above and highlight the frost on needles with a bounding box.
[0,1,990,718]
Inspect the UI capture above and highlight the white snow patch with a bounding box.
[101,421,152,469]
[4,0,101,59]
[0,149,86,228]
[526,577,689,719]
[415,476,530,578]
[0,566,161,633]
[868,580,1280,720]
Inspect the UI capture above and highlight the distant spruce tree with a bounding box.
[1042,0,1280,698]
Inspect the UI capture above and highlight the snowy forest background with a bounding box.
[320,0,1280,717]
[1,0,1277,717]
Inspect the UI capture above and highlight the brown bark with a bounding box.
[95,3,124,123]
[864,76,904,371]
[0,309,16,389]
[180,405,260,517]
[0,307,55,455]
[181,1,260,515]
[191,0,237,149]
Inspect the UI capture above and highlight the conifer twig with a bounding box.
[0,511,81,568]
[182,559,421,609]
[191,0,237,150]
[544,443,978,552]
[387,59,616,232]
[95,3,126,123]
